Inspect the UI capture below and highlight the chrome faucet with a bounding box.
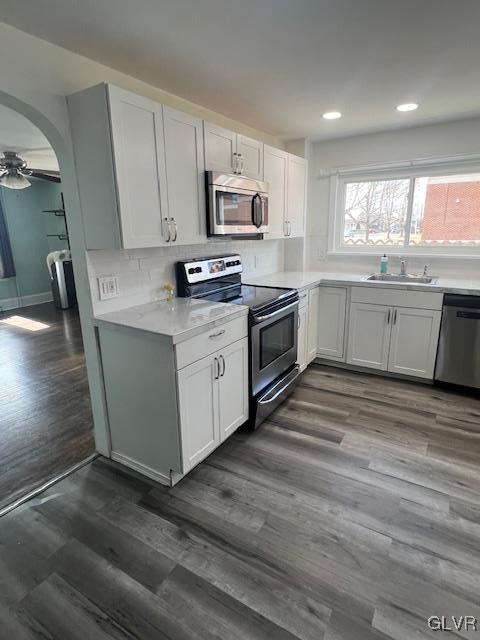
[400,259,407,276]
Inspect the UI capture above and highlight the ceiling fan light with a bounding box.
[0,171,31,189]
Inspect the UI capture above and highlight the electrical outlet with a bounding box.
[98,275,119,300]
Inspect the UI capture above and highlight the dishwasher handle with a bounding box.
[456,310,480,320]
[444,294,480,309]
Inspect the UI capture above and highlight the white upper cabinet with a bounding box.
[287,154,307,238]
[263,146,306,238]
[68,83,171,249]
[107,85,169,249]
[69,83,209,250]
[263,145,288,238]
[163,106,206,245]
[237,135,264,180]
[204,122,238,173]
[317,287,347,361]
[204,122,264,179]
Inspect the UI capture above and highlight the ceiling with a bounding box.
[2,0,480,140]
[0,105,59,170]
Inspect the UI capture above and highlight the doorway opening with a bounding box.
[0,104,95,511]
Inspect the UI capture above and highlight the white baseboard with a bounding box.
[0,291,53,312]
[110,451,174,487]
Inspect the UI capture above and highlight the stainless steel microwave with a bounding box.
[206,171,269,236]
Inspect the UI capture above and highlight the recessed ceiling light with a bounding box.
[396,103,419,112]
[322,111,342,120]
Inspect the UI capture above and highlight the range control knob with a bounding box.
[195,266,202,273]
[188,267,195,274]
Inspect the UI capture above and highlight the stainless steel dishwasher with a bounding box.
[435,294,480,389]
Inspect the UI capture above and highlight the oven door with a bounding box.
[250,301,298,397]
[209,185,268,236]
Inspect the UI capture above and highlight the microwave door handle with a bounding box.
[251,193,262,228]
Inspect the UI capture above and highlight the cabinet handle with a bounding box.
[393,308,397,325]
[209,329,226,339]
[164,218,171,242]
[214,357,219,380]
[238,154,244,175]
[219,355,225,377]
[387,309,391,324]
[288,220,292,236]
[169,218,178,242]
[233,152,239,174]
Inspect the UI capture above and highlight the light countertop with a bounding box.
[94,297,248,344]
[246,270,480,296]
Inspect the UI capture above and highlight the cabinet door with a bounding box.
[108,85,169,248]
[317,287,347,361]
[287,154,306,238]
[347,303,391,371]
[388,307,441,379]
[204,121,236,173]
[177,354,219,472]
[307,287,320,363]
[264,145,288,237]
[297,302,308,371]
[218,338,249,442]
[163,106,206,245]
[237,135,263,180]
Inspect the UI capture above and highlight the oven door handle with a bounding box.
[258,366,301,405]
[254,300,298,322]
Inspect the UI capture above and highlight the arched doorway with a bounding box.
[0,92,106,514]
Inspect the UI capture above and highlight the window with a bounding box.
[331,162,480,256]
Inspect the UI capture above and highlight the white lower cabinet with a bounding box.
[388,307,441,379]
[347,301,441,379]
[98,316,248,486]
[317,287,347,361]
[177,352,219,471]
[307,287,320,363]
[347,303,391,371]
[177,337,249,472]
[297,296,308,371]
[218,338,249,441]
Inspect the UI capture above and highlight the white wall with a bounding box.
[306,116,480,277]
[0,23,282,148]
[87,239,284,315]
[0,22,284,456]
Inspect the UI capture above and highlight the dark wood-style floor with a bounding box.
[1,364,480,639]
[0,302,94,510]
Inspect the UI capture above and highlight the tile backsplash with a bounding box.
[86,239,285,314]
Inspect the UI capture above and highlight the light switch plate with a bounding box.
[98,275,119,300]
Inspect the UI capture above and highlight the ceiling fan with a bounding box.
[0,151,61,190]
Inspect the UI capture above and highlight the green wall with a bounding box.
[0,180,67,304]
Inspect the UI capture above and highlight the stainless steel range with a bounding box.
[176,254,300,428]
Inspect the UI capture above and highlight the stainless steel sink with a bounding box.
[366,273,438,284]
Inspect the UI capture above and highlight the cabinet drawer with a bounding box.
[175,316,248,369]
[351,286,443,311]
